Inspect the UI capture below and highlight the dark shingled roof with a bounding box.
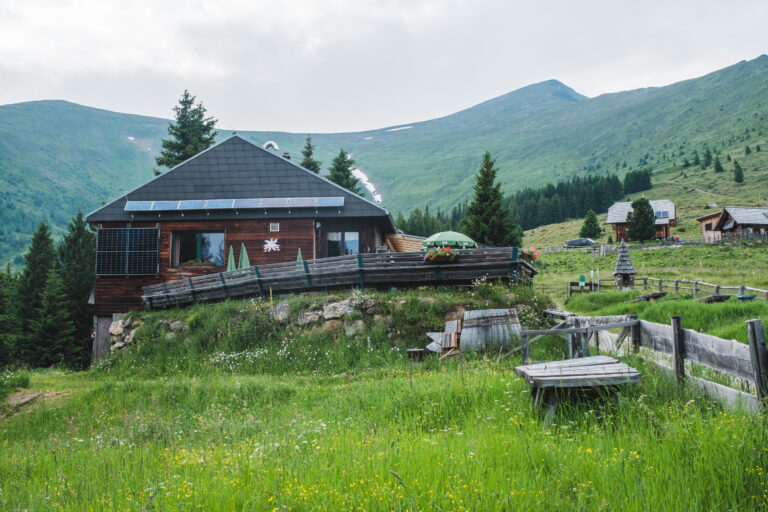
[86,135,395,230]
[613,241,636,275]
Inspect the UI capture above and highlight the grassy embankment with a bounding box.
[2,285,768,510]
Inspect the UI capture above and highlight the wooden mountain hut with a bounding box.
[86,135,396,356]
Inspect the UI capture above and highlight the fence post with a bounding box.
[630,314,640,352]
[674,279,679,295]
[746,319,768,401]
[521,327,530,365]
[671,316,685,383]
[714,284,720,295]
[643,276,648,289]
[659,279,663,292]
[739,285,746,296]
[693,281,699,298]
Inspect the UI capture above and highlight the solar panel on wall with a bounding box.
[178,200,207,210]
[316,197,345,207]
[96,228,159,276]
[288,197,316,207]
[124,201,154,211]
[261,198,290,208]
[206,199,235,209]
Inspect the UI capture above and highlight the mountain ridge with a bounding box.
[1,55,768,266]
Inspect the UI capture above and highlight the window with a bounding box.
[172,232,225,266]
[704,222,713,231]
[344,232,359,255]
[270,223,280,232]
[326,231,360,256]
[655,211,669,219]
[96,228,159,276]
[327,232,342,257]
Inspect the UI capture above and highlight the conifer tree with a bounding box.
[57,211,96,369]
[299,135,322,173]
[155,90,218,174]
[17,221,57,364]
[702,148,712,168]
[461,152,521,247]
[713,156,724,173]
[734,160,744,183]
[0,266,21,366]
[579,210,601,238]
[30,269,75,367]
[626,197,656,242]
[693,152,701,166]
[327,149,362,195]
[607,234,613,244]
[745,145,751,156]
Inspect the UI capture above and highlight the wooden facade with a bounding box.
[93,217,386,315]
[610,222,672,242]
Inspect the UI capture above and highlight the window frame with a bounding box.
[171,231,226,268]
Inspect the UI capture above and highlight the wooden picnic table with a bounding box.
[515,356,641,421]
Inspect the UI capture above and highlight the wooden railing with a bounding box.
[142,248,536,310]
[533,310,768,412]
[563,276,768,300]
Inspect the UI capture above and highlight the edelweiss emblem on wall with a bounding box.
[263,238,280,252]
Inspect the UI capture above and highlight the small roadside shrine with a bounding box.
[613,241,636,289]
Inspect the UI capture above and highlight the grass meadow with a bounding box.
[2,286,768,510]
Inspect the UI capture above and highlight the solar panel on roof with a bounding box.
[178,200,207,210]
[233,198,262,209]
[261,198,289,208]
[124,201,154,212]
[152,201,179,211]
[206,199,235,209]
[288,197,316,207]
[316,197,345,207]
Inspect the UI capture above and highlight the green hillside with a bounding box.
[2,55,768,266]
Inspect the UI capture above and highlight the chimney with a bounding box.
[283,152,291,160]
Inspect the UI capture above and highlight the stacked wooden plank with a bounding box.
[142,249,536,310]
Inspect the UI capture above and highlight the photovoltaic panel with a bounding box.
[316,197,345,207]
[261,197,289,208]
[178,200,207,210]
[124,201,154,212]
[96,228,158,276]
[153,201,179,211]
[233,198,262,209]
[206,199,235,209]
[288,197,316,207]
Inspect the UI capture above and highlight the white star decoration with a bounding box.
[263,238,280,252]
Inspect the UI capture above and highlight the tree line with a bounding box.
[0,213,95,370]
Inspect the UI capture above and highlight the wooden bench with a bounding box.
[515,356,641,421]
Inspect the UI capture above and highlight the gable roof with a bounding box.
[613,241,636,275]
[714,206,768,230]
[86,135,394,230]
[606,199,675,224]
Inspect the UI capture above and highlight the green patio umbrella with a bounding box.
[421,231,478,249]
[227,245,236,271]
[295,248,304,270]
[238,243,250,269]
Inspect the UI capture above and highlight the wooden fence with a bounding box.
[523,310,768,412]
[563,276,768,300]
[142,248,536,310]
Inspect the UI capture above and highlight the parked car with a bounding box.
[564,238,596,248]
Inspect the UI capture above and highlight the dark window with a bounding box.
[704,222,713,231]
[327,232,342,257]
[96,228,159,276]
[172,232,225,266]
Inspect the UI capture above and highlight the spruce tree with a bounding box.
[702,148,712,168]
[461,152,521,247]
[299,135,322,173]
[17,221,57,365]
[626,197,656,242]
[745,145,751,155]
[579,210,601,238]
[0,266,21,367]
[30,269,75,367]
[734,161,744,183]
[57,211,96,369]
[327,149,362,195]
[155,90,218,174]
[693,152,701,166]
[713,156,724,173]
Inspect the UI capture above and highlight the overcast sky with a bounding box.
[1,0,766,133]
